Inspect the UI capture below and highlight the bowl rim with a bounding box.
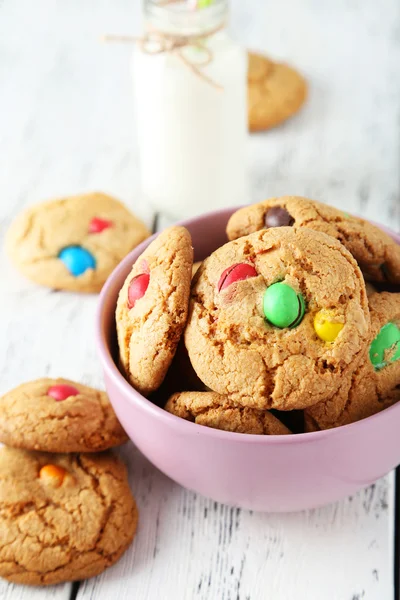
[96,206,400,444]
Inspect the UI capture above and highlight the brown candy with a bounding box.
[264,206,294,228]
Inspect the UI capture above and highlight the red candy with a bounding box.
[128,273,150,308]
[218,263,258,291]
[89,217,113,234]
[48,384,79,401]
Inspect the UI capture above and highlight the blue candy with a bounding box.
[58,246,96,276]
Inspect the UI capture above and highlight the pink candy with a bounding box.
[218,263,258,291]
[89,217,113,234]
[128,273,150,308]
[48,384,79,401]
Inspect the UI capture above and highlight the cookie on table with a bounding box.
[6,192,151,293]
[226,196,400,284]
[248,51,307,132]
[305,292,400,430]
[185,227,370,411]
[165,391,291,435]
[116,226,193,395]
[0,378,128,453]
[0,447,137,585]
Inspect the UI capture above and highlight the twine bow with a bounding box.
[102,24,224,90]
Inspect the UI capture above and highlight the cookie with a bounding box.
[226,196,400,284]
[248,51,307,132]
[6,192,151,293]
[0,378,128,453]
[165,391,291,434]
[116,226,193,395]
[0,447,137,585]
[185,227,370,410]
[305,291,400,430]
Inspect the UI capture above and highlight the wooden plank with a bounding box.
[76,445,394,600]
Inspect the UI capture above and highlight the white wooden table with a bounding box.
[0,1,399,599]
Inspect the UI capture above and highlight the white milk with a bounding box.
[132,0,248,219]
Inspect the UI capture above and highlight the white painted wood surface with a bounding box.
[0,0,399,599]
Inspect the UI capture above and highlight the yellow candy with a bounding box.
[314,310,344,342]
[39,464,66,488]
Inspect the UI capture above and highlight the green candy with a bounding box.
[263,282,305,329]
[369,322,400,370]
[197,0,214,7]
[342,212,350,219]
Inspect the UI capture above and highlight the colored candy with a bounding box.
[128,273,150,308]
[89,217,113,233]
[369,322,400,370]
[313,309,344,342]
[218,263,258,292]
[48,384,79,401]
[59,246,96,277]
[39,464,66,488]
[264,207,294,228]
[263,282,305,328]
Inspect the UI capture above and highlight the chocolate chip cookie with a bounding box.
[0,378,128,453]
[0,447,137,585]
[165,391,291,434]
[116,226,193,395]
[185,227,370,410]
[6,192,151,293]
[226,196,400,283]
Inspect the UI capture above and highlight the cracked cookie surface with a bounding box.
[185,227,370,410]
[116,226,193,395]
[0,378,128,453]
[248,52,307,132]
[226,196,400,283]
[165,391,291,434]
[0,447,138,585]
[305,291,400,430]
[6,192,151,293]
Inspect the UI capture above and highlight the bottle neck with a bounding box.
[144,0,228,37]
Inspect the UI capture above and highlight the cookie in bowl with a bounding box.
[226,196,400,284]
[185,227,370,411]
[116,226,193,396]
[6,192,151,292]
[165,391,290,434]
[305,291,400,430]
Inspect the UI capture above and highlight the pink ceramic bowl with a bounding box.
[97,207,400,512]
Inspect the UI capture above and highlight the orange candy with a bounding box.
[39,464,66,488]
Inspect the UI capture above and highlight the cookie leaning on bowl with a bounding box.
[184,227,370,411]
[165,391,291,435]
[0,447,138,585]
[305,291,400,431]
[0,378,128,453]
[6,192,151,293]
[116,225,193,396]
[226,196,400,284]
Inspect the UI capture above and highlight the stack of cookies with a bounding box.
[116,196,400,435]
[0,379,137,585]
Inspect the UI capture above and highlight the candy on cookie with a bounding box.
[165,391,291,435]
[116,226,193,395]
[226,196,400,284]
[0,378,128,453]
[185,227,370,411]
[6,192,151,293]
[305,292,400,430]
[0,447,138,585]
